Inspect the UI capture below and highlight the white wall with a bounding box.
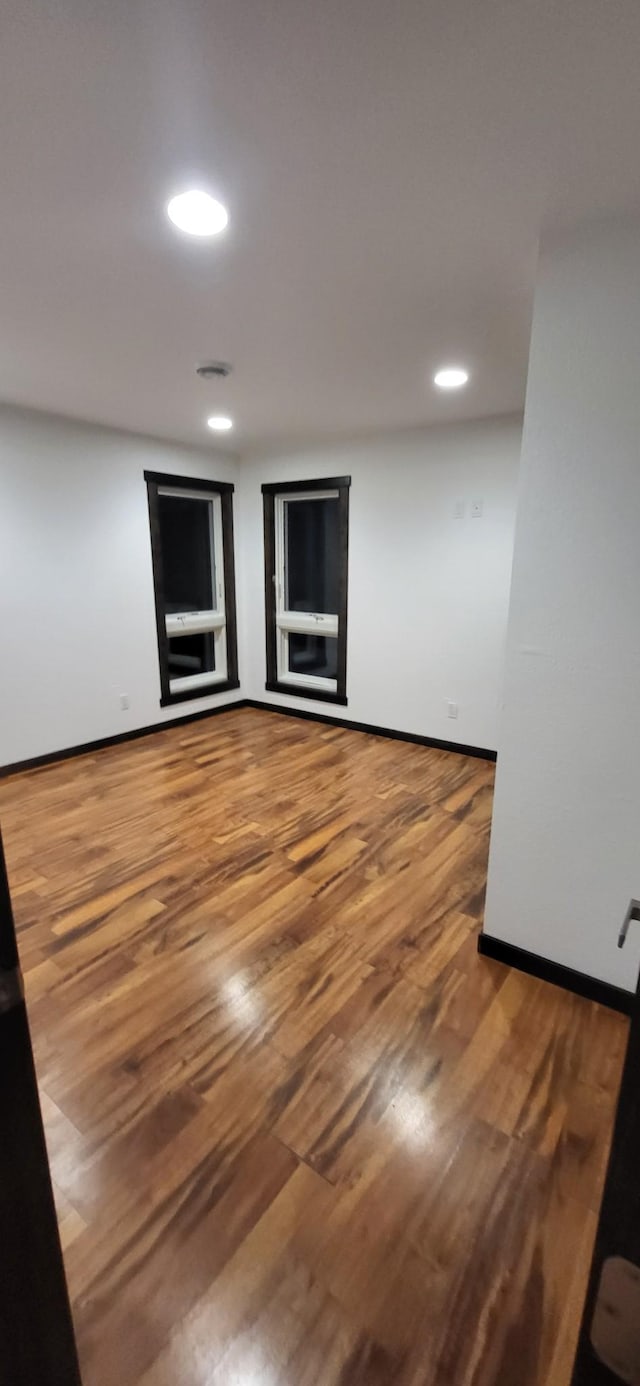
[237,418,521,752]
[484,216,640,992]
[0,406,520,769]
[0,405,240,766]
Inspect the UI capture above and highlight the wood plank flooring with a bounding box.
[0,707,628,1385]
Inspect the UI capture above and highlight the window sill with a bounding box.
[265,680,347,707]
[160,679,240,708]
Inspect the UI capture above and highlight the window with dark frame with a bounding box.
[262,476,350,705]
[145,470,239,707]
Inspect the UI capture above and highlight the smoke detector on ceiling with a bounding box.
[196,361,233,380]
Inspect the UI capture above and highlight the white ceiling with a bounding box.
[1,0,640,454]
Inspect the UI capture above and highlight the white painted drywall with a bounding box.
[484,216,640,991]
[236,418,521,752]
[0,406,519,769]
[0,405,239,766]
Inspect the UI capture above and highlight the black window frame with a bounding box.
[145,470,239,707]
[262,475,350,706]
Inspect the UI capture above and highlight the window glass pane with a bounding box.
[158,495,215,614]
[285,497,339,614]
[287,633,337,681]
[167,632,215,678]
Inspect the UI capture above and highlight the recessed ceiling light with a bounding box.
[207,415,234,432]
[433,366,469,390]
[167,190,228,237]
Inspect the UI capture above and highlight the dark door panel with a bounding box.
[572,907,640,1384]
[0,829,82,1385]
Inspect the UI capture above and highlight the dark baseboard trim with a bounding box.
[245,699,497,762]
[1,697,497,780]
[0,700,248,779]
[478,932,634,1015]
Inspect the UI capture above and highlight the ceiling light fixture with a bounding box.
[167,190,228,237]
[207,415,234,432]
[433,366,469,390]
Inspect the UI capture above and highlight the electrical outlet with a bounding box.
[471,499,483,518]
[447,701,458,719]
[119,694,130,711]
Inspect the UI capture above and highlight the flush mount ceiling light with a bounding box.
[207,415,234,432]
[167,190,228,237]
[433,366,470,390]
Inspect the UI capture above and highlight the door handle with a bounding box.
[618,900,640,949]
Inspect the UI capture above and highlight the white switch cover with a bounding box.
[119,694,130,711]
[471,500,483,518]
[447,701,458,719]
[454,500,466,519]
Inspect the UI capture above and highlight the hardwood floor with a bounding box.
[0,707,627,1385]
